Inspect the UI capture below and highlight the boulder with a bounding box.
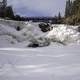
[39,23,51,32]
[77,26,80,32]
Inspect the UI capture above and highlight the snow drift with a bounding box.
[0,19,49,48]
[47,24,80,45]
[0,19,80,48]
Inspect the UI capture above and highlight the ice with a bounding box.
[0,19,80,47]
[0,19,46,47]
[47,24,80,44]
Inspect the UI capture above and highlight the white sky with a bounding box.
[7,0,66,16]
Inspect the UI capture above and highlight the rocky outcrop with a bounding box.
[39,23,51,32]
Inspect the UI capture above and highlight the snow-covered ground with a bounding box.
[0,45,80,80]
[0,19,80,80]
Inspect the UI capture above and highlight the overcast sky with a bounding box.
[7,0,66,17]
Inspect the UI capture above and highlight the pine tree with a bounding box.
[71,0,80,15]
[58,12,61,19]
[65,0,72,17]
[57,12,62,24]
[65,0,80,25]
[4,6,14,19]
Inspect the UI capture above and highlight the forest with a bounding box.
[65,0,80,25]
[0,0,80,25]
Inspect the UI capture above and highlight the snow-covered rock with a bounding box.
[0,19,80,47]
[0,19,48,48]
[46,24,80,44]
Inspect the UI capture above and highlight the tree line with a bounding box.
[1,0,80,25]
[0,6,14,19]
[0,5,23,21]
[64,0,80,25]
[0,4,63,23]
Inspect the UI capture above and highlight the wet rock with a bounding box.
[28,43,39,48]
[77,26,80,32]
[39,23,51,32]
[16,26,21,31]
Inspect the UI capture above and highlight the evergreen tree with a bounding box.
[58,12,61,19]
[65,0,72,17]
[57,12,62,24]
[4,6,14,19]
[71,0,80,15]
[65,0,80,25]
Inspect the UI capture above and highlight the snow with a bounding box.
[0,19,46,47]
[0,45,80,80]
[47,24,80,44]
[0,19,80,47]
[0,19,80,80]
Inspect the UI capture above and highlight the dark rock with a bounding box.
[28,43,39,48]
[39,23,50,32]
[16,26,21,31]
[78,26,80,32]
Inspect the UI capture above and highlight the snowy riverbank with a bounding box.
[0,19,80,48]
